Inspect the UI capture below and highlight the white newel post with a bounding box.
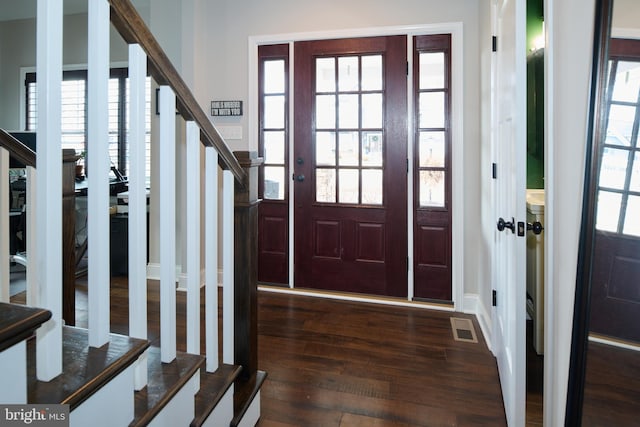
[35,0,63,381]
[159,86,177,363]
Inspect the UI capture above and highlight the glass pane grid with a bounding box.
[314,54,384,206]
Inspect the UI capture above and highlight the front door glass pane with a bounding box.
[316,57,336,92]
[264,95,285,128]
[264,60,285,94]
[599,147,629,190]
[623,195,640,236]
[361,55,383,90]
[317,168,336,202]
[611,61,640,103]
[607,104,636,146]
[264,166,285,200]
[338,56,359,91]
[339,132,359,166]
[361,93,383,128]
[596,191,622,232]
[362,169,383,205]
[339,169,359,203]
[316,132,336,166]
[338,94,359,128]
[362,131,383,167]
[316,94,336,129]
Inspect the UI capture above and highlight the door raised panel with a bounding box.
[356,222,385,262]
[416,225,448,267]
[314,220,341,259]
[261,216,287,254]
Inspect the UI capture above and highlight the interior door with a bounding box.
[492,0,527,425]
[293,36,408,297]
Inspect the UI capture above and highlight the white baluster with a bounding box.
[186,121,201,355]
[0,148,8,303]
[87,0,111,348]
[36,0,63,381]
[129,43,148,390]
[205,148,219,372]
[222,170,234,365]
[159,86,177,363]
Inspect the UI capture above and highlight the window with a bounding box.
[597,41,640,236]
[25,68,151,179]
[414,37,451,209]
[259,45,289,201]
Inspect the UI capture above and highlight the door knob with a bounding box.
[497,217,515,234]
[527,221,544,235]
[295,174,305,182]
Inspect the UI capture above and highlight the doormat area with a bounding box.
[450,317,478,343]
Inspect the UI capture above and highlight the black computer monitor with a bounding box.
[8,132,36,168]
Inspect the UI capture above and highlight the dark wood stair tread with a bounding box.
[191,364,243,427]
[28,326,149,410]
[231,370,267,427]
[131,346,204,427]
[0,302,51,352]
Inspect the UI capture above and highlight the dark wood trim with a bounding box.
[108,0,246,185]
[0,303,51,352]
[0,129,36,168]
[62,149,77,325]
[565,0,614,424]
[191,364,242,427]
[231,370,267,427]
[233,151,263,381]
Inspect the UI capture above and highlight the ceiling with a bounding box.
[0,0,149,22]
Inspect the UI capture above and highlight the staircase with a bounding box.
[0,0,265,425]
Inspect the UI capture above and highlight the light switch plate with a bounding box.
[217,125,243,140]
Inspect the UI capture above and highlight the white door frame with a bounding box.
[248,22,465,309]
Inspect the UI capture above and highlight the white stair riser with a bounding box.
[202,384,234,427]
[148,371,200,427]
[70,364,135,427]
[237,390,261,427]
[0,342,27,404]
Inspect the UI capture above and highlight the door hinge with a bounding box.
[406,61,409,76]
[492,290,497,307]
[406,256,409,271]
[492,36,497,52]
[492,163,497,179]
[407,158,409,173]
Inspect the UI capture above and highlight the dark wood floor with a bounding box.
[12,278,507,426]
[255,291,506,426]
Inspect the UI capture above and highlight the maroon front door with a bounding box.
[293,36,408,297]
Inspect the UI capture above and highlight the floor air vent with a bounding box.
[450,317,478,343]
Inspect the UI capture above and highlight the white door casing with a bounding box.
[491,0,527,425]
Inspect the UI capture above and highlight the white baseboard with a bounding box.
[461,293,493,353]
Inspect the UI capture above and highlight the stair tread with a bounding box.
[191,364,243,427]
[27,326,149,410]
[231,370,267,427]
[0,302,51,352]
[131,346,204,427]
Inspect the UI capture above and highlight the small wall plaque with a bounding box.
[211,100,243,116]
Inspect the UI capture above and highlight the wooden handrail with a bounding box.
[0,129,36,168]
[108,0,247,186]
